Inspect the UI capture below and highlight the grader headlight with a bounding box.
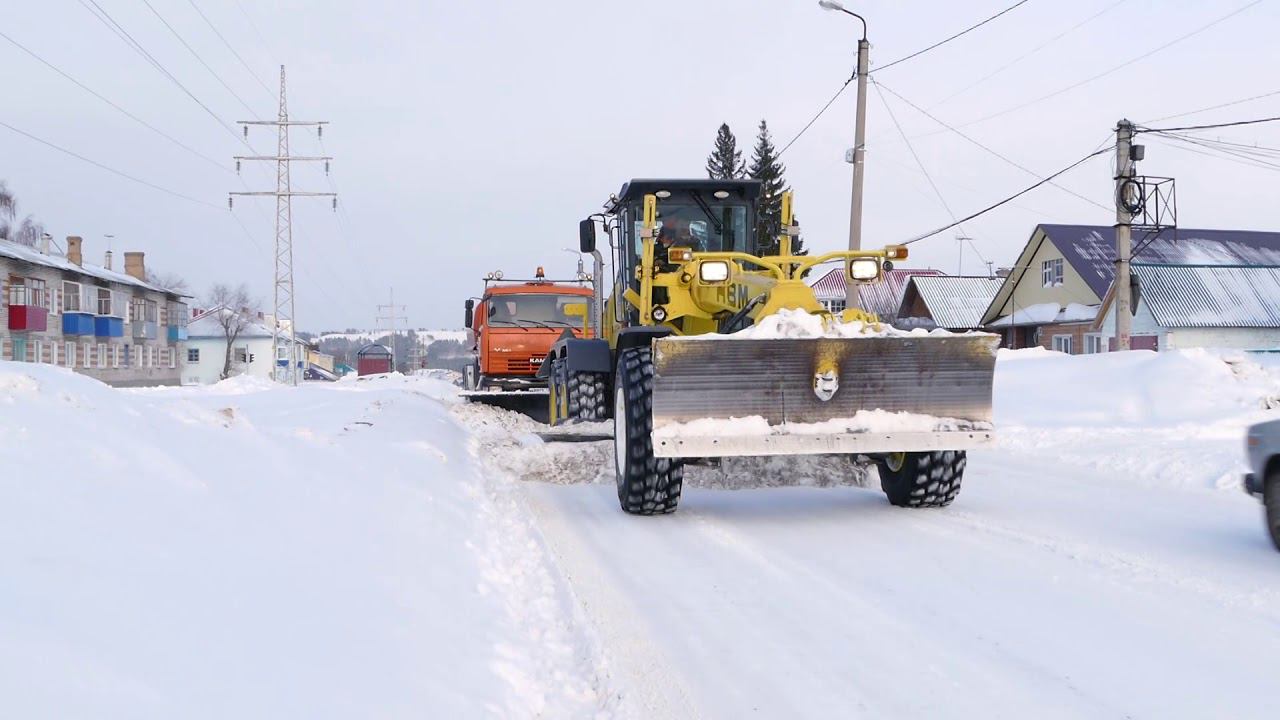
[699,260,731,283]
[846,257,882,282]
[668,247,694,263]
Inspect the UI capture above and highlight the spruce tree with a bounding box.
[705,123,746,179]
[747,120,802,257]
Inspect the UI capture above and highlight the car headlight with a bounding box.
[699,260,730,283]
[846,257,881,282]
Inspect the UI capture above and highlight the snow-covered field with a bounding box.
[3,348,1279,718]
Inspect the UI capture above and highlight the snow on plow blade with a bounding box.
[649,334,1000,458]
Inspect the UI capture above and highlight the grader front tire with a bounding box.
[614,347,683,515]
[876,451,966,508]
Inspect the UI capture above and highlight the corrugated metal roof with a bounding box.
[0,238,179,295]
[1133,263,1280,328]
[903,276,1004,329]
[1040,224,1280,299]
[808,267,943,320]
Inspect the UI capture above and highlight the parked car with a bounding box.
[1244,419,1280,551]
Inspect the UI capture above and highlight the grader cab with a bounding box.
[544,179,998,515]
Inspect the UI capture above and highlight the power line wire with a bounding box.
[0,28,228,172]
[0,119,220,208]
[874,0,1034,74]
[139,0,258,116]
[874,80,1111,212]
[900,1,1263,139]
[932,0,1133,106]
[872,81,967,235]
[777,73,855,158]
[1143,88,1280,124]
[902,147,1111,245]
[1139,115,1280,133]
[185,0,275,98]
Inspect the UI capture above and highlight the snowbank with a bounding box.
[690,308,990,340]
[0,363,613,718]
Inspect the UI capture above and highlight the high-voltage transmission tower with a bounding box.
[229,66,335,386]
[377,288,408,372]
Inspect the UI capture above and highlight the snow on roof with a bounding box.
[187,307,273,339]
[1133,263,1280,328]
[1040,224,1280,299]
[987,302,1099,327]
[0,237,182,296]
[902,276,1004,329]
[808,266,944,320]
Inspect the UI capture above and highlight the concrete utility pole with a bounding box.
[819,1,870,309]
[230,66,336,386]
[1114,119,1137,352]
[377,288,408,372]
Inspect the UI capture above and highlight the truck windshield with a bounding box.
[487,293,593,328]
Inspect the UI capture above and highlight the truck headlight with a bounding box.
[699,260,730,283]
[846,257,881,282]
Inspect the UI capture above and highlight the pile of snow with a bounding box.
[654,409,987,438]
[695,308,986,340]
[0,363,614,718]
[994,348,1280,489]
[987,302,1098,327]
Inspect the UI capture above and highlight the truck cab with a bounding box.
[464,269,595,392]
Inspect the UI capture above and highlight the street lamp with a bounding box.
[819,1,870,308]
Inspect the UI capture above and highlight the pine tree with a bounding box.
[705,123,746,179]
[747,120,802,257]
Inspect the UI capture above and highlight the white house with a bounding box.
[183,307,304,385]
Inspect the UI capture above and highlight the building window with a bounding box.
[826,299,846,313]
[34,340,43,364]
[65,342,75,367]
[12,337,27,362]
[82,342,91,368]
[1052,334,1074,354]
[1085,335,1106,354]
[98,343,107,369]
[51,342,58,365]
[187,348,200,363]
[168,348,176,369]
[113,345,121,368]
[63,281,82,312]
[151,346,157,367]
[1041,258,1064,287]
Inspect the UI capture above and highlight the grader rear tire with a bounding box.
[548,358,608,425]
[876,451,966,508]
[614,347,683,515]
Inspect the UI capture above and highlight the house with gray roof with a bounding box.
[898,276,1004,331]
[808,266,943,324]
[981,224,1280,354]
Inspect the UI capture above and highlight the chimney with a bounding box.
[104,250,113,270]
[67,236,83,266]
[124,251,145,281]
[40,233,51,254]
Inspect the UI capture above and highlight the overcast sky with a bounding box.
[5,0,1280,330]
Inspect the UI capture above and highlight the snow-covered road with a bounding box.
[5,348,1280,718]
[523,447,1280,719]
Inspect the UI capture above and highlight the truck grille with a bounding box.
[494,354,545,375]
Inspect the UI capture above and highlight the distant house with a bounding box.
[897,276,1003,331]
[1,235,188,387]
[184,308,275,385]
[808,267,943,323]
[980,224,1280,354]
[1092,263,1280,351]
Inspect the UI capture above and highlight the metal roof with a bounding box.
[0,237,183,296]
[614,179,762,205]
[1132,263,1280,328]
[901,276,1004,329]
[1040,224,1280,298]
[808,267,943,320]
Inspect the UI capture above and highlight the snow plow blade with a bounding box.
[648,334,1000,458]
[460,389,549,422]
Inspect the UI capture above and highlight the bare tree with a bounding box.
[0,181,44,247]
[205,283,257,380]
[146,269,190,293]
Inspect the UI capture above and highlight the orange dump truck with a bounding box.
[462,268,595,400]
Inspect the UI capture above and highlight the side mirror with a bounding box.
[464,299,474,329]
[579,218,596,254]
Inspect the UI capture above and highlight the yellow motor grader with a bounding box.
[543,179,998,514]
